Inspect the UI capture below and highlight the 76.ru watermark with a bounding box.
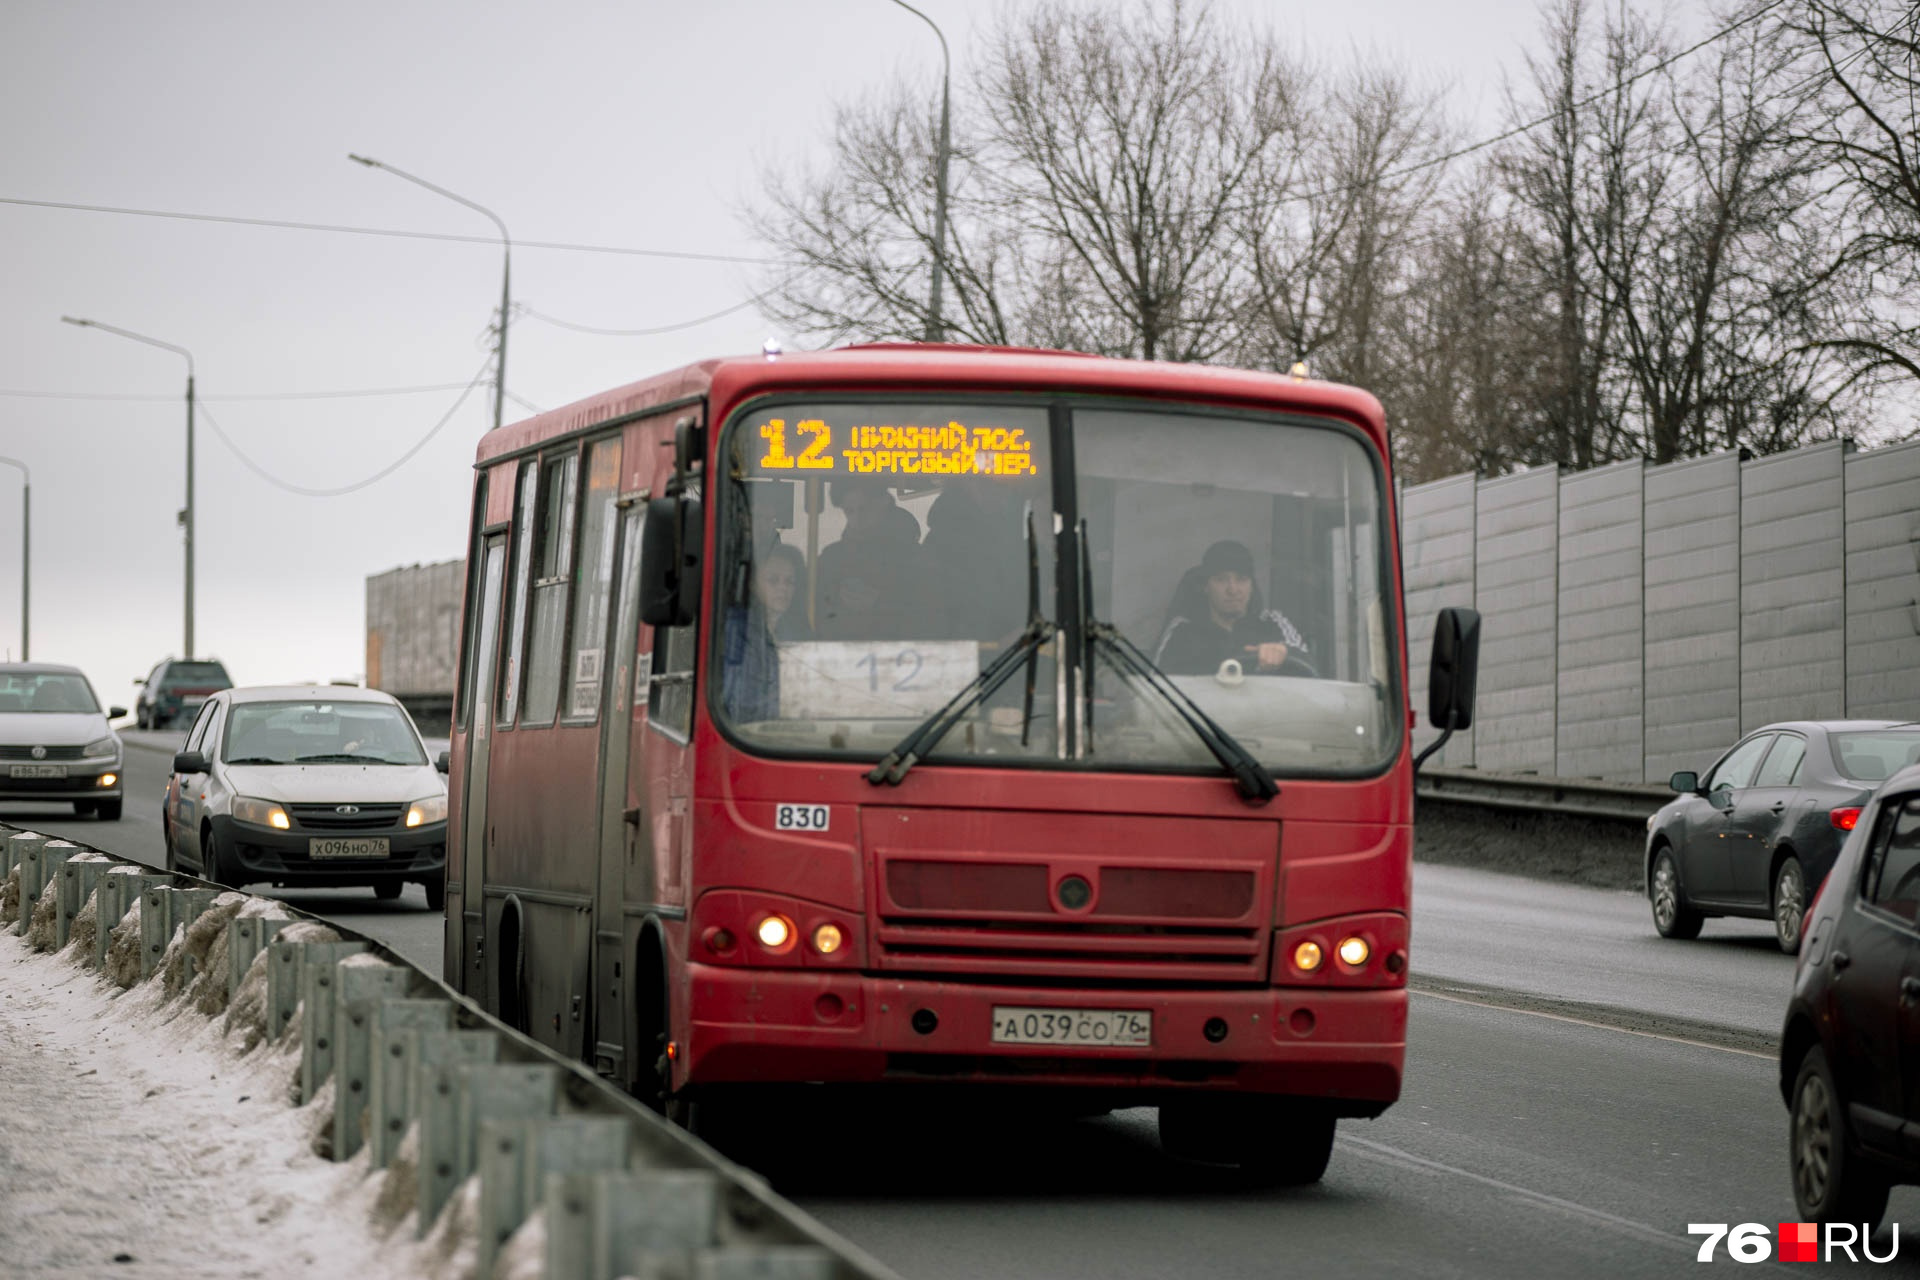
[1689,1222,1899,1262]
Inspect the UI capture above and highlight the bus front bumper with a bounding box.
[683,964,1405,1112]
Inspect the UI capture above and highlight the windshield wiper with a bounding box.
[293,753,392,764]
[869,507,1053,786]
[1076,521,1276,803]
[225,756,286,766]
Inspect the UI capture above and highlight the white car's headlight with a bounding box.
[83,736,120,760]
[233,796,291,830]
[405,794,449,828]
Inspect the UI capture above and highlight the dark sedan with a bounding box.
[1779,762,1920,1225]
[1646,720,1920,952]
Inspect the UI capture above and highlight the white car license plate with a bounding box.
[309,837,390,860]
[990,1006,1152,1048]
[9,764,66,779]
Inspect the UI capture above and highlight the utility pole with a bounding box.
[61,317,196,656]
[350,154,513,432]
[885,0,952,342]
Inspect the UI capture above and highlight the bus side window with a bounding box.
[524,450,580,726]
[649,620,696,742]
[497,459,537,728]
[648,483,699,742]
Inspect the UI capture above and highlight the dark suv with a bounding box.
[1781,763,1920,1226]
[135,658,233,730]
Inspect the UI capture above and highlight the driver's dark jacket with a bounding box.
[1154,610,1308,677]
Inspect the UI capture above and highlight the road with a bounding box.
[6,733,1904,1276]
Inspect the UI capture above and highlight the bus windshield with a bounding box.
[715,398,1398,776]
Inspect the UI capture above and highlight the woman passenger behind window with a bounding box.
[722,542,811,722]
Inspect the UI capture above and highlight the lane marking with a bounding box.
[1412,987,1776,1060]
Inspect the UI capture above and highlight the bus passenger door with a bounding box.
[592,501,647,1081]
[459,537,508,1001]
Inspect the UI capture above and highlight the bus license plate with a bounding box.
[991,1007,1151,1048]
[9,764,66,779]
[309,837,390,860]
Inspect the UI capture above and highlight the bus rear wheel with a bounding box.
[1158,1095,1336,1185]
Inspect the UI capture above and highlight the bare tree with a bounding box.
[748,80,1017,346]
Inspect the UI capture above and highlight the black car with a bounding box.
[1780,763,1920,1225]
[1645,721,1920,952]
[135,657,233,730]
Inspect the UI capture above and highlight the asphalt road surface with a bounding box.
[6,733,1905,1276]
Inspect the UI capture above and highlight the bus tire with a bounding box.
[1158,1095,1336,1185]
[423,877,446,913]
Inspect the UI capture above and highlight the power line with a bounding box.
[503,388,547,415]
[516,293,770,337]
[0,195,784,265]
[197,357,491,498]
[0,380,474,403]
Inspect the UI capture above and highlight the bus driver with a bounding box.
[1154,539,1312,677]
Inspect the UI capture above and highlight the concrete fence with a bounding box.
[0,825,896,1280]
[1403,437,1920,784]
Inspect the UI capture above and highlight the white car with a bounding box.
[0,663,125,820]
[162,685,448,908]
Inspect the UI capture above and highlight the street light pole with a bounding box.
[885,0,951,342]
[0,457,26,661]
[349,154,513,433]
[59,317,196,657]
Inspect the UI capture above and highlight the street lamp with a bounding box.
[0,457,26,660]
[885,0,952,342]
[59,317,196,658]
[349,154,512,433]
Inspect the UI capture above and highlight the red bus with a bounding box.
[444,344,1478,1182]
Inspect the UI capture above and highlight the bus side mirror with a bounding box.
[1427,606,1480,731]
[639,494,703,627]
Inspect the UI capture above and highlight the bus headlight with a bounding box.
[1293,940,1324,972]
[233,797,291,830]
[811,923,844,955]
[406,794,448,828]
[1337,936,1371,967]
[756,914,795,952]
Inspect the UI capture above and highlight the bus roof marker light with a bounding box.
[762,338,783,359]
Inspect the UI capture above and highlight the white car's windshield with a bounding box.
[223,701,425,766]
[0,672,101,715]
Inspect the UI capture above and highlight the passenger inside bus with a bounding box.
[721,542,811,722]
[815,479,924,640]
[1153,539,1313,677]
[920,481,1031,642]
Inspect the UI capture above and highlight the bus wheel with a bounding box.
[1158,1096,1336,1185]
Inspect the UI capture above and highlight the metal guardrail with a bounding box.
[1417,766,1671,824]
[0,824,899,1280]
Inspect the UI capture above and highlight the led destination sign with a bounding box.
[756,417,1039,477]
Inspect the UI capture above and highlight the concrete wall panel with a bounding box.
[366,560,464,696]
[1474,468,1557,771]
[1644,452,1741,782]
[1557,461,1643,780]
[1403,474,1477,766]
[1846,440,1920,721]
[1741,442,1845,730]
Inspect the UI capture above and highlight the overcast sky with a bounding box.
[3,0,1580,714]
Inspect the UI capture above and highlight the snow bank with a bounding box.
[25,870,60,950]
[0,918,500,1278]
[225,917,339,1053]
[2,861,18,925]
[104,897,145,988]
[65,885,98,958]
